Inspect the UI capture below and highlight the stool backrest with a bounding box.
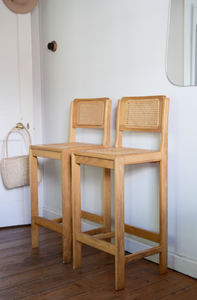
[69,98,112,147]
[115,96,170,151]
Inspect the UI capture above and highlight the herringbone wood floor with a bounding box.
[0,225,197,299]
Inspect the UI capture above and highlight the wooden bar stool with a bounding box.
[30,98,112,263]
[72,95,170,290]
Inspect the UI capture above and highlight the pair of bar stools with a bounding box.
[30,96,170,290]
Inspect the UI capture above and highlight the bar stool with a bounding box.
[71,95,170,290]
[30,98,112,263]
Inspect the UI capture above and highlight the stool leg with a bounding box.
[62,150,72,263]
[159,159,168,274]
[114,157,125,290]
[30,148,39,248]
[72,153,82,269]
[103,168,111,235]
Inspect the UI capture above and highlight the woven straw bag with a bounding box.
[0,125,42,189]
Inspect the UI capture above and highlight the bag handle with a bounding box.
[3,125,32,159]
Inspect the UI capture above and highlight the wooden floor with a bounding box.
[0,226,197,300]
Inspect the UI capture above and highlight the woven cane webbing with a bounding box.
[124,99,160,130]
[77,101,104,126]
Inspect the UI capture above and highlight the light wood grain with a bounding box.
[103,168,111,236]
[71,95,170,291]
[93,231,115,240]
[30,98,112,263]
[68,101,75,143]
[72,153,82,269]
[75,155,114,169]
[159,97,169,274]
[160,98,170,152]
[61,150,72,263]
[83,227,106,236]
[115,99,122,148]
[114,157,125,290]
[81,210,103,224]
[125,246,162,263]
[124,151,162,165]
[76,233,116,256]
[29,148,39,248]
[74,147,156,159]
[32,149,62,160]
[125,224,160,243]
[51,217,62,223]
[34,216,62,233]
[31,142,103,151]
[159,156,168,274]
[103,99,112,147]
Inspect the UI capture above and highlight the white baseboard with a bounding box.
[124,232,197,279]
[43,208,197,280]
[38,207,44,217]
[43,207,60,220]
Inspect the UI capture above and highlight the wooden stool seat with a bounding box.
[75,147,160,164]
[72,96,170,290]
[30,142,103,159]
[30,98,112,263]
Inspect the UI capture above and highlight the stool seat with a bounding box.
[73,147,162,169]
[75,147,154,156]
[31,142,102,151]
[30,142,104,160]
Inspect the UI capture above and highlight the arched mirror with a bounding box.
[166,0,197,86]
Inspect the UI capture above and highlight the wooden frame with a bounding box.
[30,97,112,263]
[72,95,170,290]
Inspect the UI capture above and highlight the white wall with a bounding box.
[36,0,197,279]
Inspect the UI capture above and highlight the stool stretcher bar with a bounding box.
[83,227,106,236]
[92,231,115,240]
[81,210,103,224]
[125,224,160,243]
[76,232,116,255]
[125,246,162,263]
[34,216,63,233]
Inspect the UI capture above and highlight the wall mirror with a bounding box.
[166,0,197,86]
